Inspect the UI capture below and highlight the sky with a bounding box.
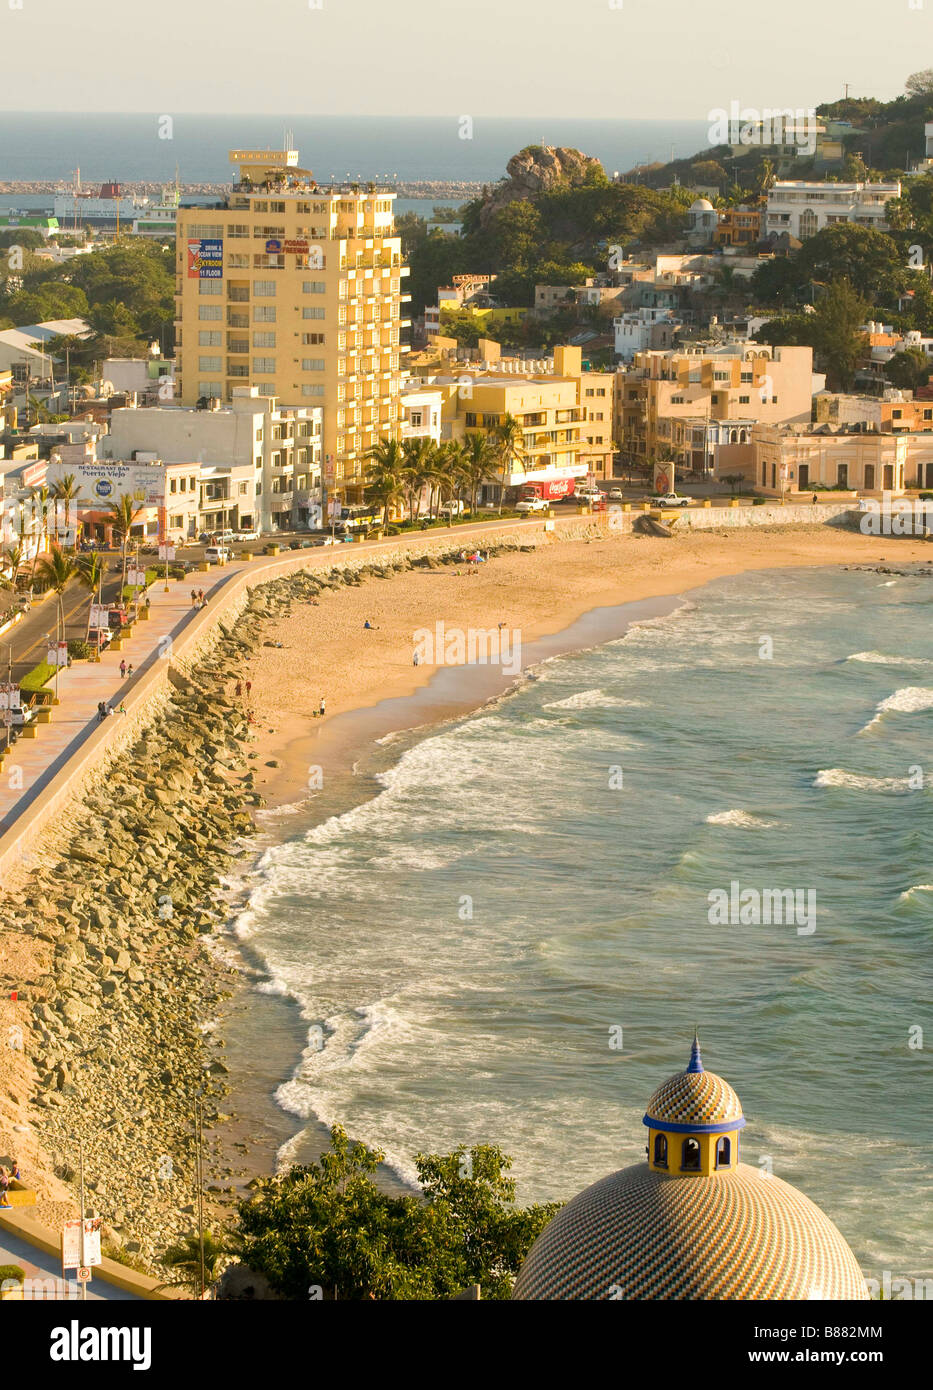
[0,0,930,118]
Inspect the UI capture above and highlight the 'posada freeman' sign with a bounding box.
[74,463,166,508]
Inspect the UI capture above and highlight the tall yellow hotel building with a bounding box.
[174,148,409,504]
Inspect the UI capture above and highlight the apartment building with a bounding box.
[814,391,933,433]
[174,148,409,503]
[399,385,443,446]
[617,344,817,473]
[614,308,682,362]
[714,206,762,247]
[437,346,613,497]
[102,388,323,533]
[424,274,496,336]
[765,181,900,240]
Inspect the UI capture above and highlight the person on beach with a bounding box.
[190,589,197,607]
[120,659,127,679]
[319,696,326,718]
[0,1167,9,1190]
[11,1161,21,1181]
[235,681,242,698]
[0,1186,10,1208]
[245,680,252,702]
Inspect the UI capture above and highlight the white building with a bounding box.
[0,318,92,388]
[614,308,681,363]
[101,387,323,533]
[765,181,900,240]
[399,385,443,445]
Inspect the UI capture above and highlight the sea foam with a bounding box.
[860,687,933,731]
[814,769,915,793]
[705,809,778,829]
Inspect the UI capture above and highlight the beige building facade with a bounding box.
[174,148,409,503]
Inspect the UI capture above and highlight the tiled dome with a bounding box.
[645,1069,744,1131]
[512,1163,869,1301]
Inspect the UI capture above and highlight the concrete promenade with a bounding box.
[0,503,856,882]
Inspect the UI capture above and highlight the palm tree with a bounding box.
[28,485,51,583]
[460,431,496,513]
[158,1230,229,1299]
[362,438,406,529]
[76,552,108,642]
[51,474,82,551]
[400,437,435,524]
[493,413,524,514]
[36,544,77,689]
[437,441,469,525]
[2,545,23,590]
[106,494,145,592]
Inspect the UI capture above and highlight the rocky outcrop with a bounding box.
[480,146,605,225]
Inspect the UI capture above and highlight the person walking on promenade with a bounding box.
[190,589,197,607]
[127,663,134,677]
[145,596,151,615]
[120,659,127,679]
[118,702,127,716]
[96,702,106,723]
[198,589,205,606]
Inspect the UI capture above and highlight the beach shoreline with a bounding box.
[217,523,933,1188]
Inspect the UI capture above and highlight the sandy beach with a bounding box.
[242,524,933,807]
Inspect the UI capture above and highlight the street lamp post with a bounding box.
[194,1093,206,1300]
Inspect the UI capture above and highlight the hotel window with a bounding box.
[253,305,276,322]
[253,281,277,297]
[228,224,250,239]
[253,357,276,374]
[170,478,177,493]
[199,280,222,295]
[199,356,222,372]
[227,254,249,269]
[256,382,275,395]
[253,332,276,349]
[270,201,286,213]
[302,359,325,371]
[199,331,222,347]
[252,201,268,212]
[186,223,223,239]
[303,307,326,320]
[739,395,750,404]
[303,281,326,294]
[302,333,325,345]
[198,381,222,397]
[198,305,223,321]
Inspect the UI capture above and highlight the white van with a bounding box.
[205,546,230,564]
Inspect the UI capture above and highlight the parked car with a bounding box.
[650,493,691,508]
[608,487,625,501]
[9,702,35,728]
[438,499,467,517]
[205,546,231,563]
[515,496,550,514]
[236,528,262,542]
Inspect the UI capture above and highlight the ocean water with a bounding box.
[0,113,710,184]
[232,567,933,1283]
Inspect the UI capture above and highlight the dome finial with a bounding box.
[687,1028,703,1074]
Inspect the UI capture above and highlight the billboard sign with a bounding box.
[187,238,223,280]
[265,239,282,253]
[284,239,309,255]
[158,543,176,561]
[62,1218,102,1270]
[653,459,674,496]
[76,463,165,509]
[46,641,68,668]
[0,683,21,710]
[89,603,109,631]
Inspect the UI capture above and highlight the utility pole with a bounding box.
[195,1095,205,1300]
[78,1139,87,1302]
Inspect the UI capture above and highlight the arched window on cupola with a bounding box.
[716,1136,731,1168]
[653,1134,668,1167]
[681,1138,701,1171]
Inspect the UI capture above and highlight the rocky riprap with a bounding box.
[0,539,536,1276]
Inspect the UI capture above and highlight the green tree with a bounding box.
[884,347,931,391]
[362,438,406,528]
[35,543,77,651]
[76,551,107,642]
[232,1125,560,1300]
[106,493,145,591]
[159,1230,229,1298]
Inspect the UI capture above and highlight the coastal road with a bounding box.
[0,1225,140,1301]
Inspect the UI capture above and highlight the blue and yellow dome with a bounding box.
[644,1033,745,1133]
[512,1036,868,1301]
